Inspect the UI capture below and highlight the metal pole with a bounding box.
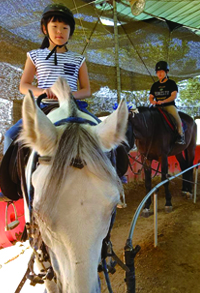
[124,239,141,293]
[154,192,158,247]
[113,0,121,104]
[194,166,198,204]
[127,163,200,243]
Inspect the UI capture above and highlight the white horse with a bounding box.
[20,77,128,293]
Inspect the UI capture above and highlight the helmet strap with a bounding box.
[161,72,168,82]
[44,29,68,65]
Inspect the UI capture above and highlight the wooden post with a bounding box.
[113,0,121,104]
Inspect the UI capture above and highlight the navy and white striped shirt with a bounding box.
[28,48,85,92]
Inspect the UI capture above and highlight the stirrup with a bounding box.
[5,201,20,231]
[175,135,185,145]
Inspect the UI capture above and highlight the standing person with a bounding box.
[149,61,185,144]
[3,3,93,154]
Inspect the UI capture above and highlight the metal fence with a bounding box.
[123,163,200,293]
[126,163,200,249]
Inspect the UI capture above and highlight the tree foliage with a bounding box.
[179,77,200,105]
[178,77,200,117]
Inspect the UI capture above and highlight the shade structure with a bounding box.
[1,0,200,155]
[0,0,200,94]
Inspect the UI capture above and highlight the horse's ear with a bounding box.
[21,90,58,155]
[93,98,128,151]
[51,77,71,104]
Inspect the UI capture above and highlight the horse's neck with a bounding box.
[133,109,154,139]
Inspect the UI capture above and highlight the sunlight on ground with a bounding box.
[0,241,44,293]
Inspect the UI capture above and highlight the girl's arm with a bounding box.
[149,94,157,105]
[157,91,177,105]
[72,61,91,100]
[19,56,57,99]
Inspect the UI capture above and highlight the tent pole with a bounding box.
[113,0,121,103]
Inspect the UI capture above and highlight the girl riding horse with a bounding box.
[4,3,96,154]
[149,61,185,144]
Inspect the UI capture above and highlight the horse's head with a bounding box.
[20,77,128,293]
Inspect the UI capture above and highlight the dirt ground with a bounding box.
[100,175,200,293]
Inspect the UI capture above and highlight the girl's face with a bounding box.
[45,19,71,47]
[156,70,167,81]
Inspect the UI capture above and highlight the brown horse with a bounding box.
[128,107,197,216]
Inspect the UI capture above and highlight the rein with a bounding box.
[128,153,162,178]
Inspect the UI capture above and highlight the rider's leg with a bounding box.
[3,119,22,154]
[164,105,183,136]
[3,103,50,155]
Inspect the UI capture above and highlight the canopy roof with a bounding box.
[0,0,200,92]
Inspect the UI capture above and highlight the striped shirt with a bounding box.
[27,48,85,92]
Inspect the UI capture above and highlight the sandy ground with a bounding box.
[100,175,200,293]
[0,175,200,293]
[0,241,44,293]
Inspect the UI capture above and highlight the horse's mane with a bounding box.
[37,122,123,217]
[137,106,169,125]
[137,106,158,114]
[130,106,170,139]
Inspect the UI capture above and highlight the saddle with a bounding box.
[0,103,59,202]
[0,141,30,201]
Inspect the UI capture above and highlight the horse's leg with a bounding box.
[185,122,197,195]
[161,155,172,211]
[141,160,152,217]
[176,126,196,197]
[184,142,196,196]
[175,152,188,193]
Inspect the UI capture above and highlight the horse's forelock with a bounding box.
[37,123,122,218]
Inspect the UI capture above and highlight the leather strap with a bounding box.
[14,267,31,293]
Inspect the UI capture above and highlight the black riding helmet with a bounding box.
[155,61,169,72]
[41,3,75,37]
[41,4,75,65]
